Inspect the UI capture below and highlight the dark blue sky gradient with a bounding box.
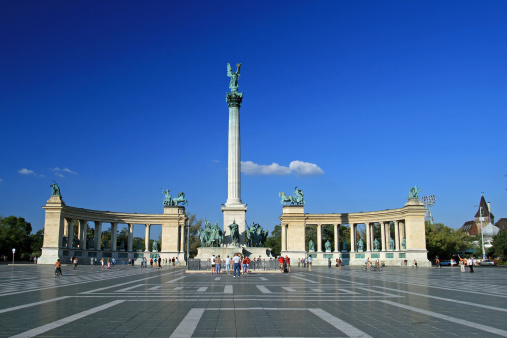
[1,1,506,237]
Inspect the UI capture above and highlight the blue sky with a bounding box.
[1,1,506,239]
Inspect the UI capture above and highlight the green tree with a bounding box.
[263,224,281,256]
[185,213,203,259]
[30,229,44,258]
[0,216,33,260]
[426,222,472,260]
[492,231,507,258]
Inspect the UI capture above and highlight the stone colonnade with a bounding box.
[38,195,187,265]
[279,198,429,266]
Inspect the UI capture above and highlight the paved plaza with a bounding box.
[0,264,506,337]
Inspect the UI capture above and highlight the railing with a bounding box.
[187,259,278,270]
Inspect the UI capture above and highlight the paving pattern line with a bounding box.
[81,271,176,294]
[9,300,125,338]
[283,287,297,292]
[256,285,272,293]
[169,308,205,338]
[373,286,507,313]
[291,275,319,283]
[299,272,367,285]
[380,300,507,337]
[0,296,70,314]
[308,308,373,338]
[223,285,233,294]
[165,276,187,283]
[197,287,208,292]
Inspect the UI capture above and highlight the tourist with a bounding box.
[90,258,94,266]
[172,257,176,268]
[286,256,291,273]
[33,257,37,264]
[150,258,153,268]
[216,255,222,274]
[158,256,162,269]
[298,258,301,268]
[139,258,143,268]
[175,257,178,266]
[72,257,78,270]
[328,258,331,268]
[413,259,418,268]
[435,256,441,268]
[364,257,370,270]
[112,257,116,267]
[107,258,111,269]
[233,253,241,277]
[211,255,216,274]
[54,259,63,276]
[278,256,284,272]
[225,255,231,274]
[469,258,474,273]
[308,255,312,271]
[242,256,248,274]
[101,258,105,269]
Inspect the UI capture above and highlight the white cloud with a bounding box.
[0,178,3,182]
[289,160,325,176]
[242,161,292,175]
[241,160,324,176]
[18,168,34,175]
[52,167,77,177]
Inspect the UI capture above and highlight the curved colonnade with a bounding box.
[279,198,430,266]
[38,195,187,265]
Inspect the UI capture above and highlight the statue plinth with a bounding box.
[163,206,186,215]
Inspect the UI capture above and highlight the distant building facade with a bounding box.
[460,196,495,236]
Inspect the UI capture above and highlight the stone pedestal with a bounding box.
[222,204,247,246]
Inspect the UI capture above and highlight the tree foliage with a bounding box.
[185,213,203,259]
[263,224,281,256]
[0,216,33,260]
[492,231,507,258]
[426,222,472,260]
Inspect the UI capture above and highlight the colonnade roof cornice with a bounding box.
[53,205,186,224]
[280,205,425,224]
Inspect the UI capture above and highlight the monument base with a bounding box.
[222,204,247,245]
[195,246,272,260]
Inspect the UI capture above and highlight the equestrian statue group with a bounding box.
[279,186,305,205]
[162,189,188,206]
[198,219,224,247]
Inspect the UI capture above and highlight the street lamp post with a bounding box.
[421,195,437,224]
[12,248,15,265]
[474,204,486,260]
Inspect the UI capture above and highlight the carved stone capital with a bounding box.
[226,92,243,107]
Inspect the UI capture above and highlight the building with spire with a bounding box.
[460,196,495,236]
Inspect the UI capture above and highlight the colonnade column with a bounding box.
[317,224,322,252]
[66,218,74,248]
[94,221,102,250]
[394,220,400,251]
[180,225,184,252]
[400,222,405,249]
[385,222,390,250]
[144,224,151,252]
[79,220,87,250]
[281,224,287,252]
[365,223,371,251]
[111,222,118,251]
[127,224,134,252]
[333,224,339,252]
[350,224,356,252]
[380,222,385,251]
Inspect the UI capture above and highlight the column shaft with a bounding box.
[333,224,339,252]
[127,224,134,251]
[79,220,87,250]
[67,218,74,248]
[365,223,370,251]
[317,224,322,252]
[394,220,400,251]
[180,225,184,252]
[111,223,117,251]
[226,106,242,205]
[350,224,356,252]
[281,224,287,252]
[380,222,385,251]
[95,221,102,250]
[144,224,151,252]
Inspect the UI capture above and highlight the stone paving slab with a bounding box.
[0,264,506,337]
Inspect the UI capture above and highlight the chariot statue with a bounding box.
[162,189,188,206]
[279,186,305,205]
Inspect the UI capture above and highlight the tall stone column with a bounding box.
[94,221,102,250]
[281,224,287,252]
[144,224,151,252]
[79,220,87,250]
[111,222,118,251]
[350,224,356,252]
[400,221,405,248]
[394,220,400,251]
[66,218,74,248]
[380,222,385,251]
[365,223,370,252]
[222,67,247,245]
[333,224,339,252]
[127,223,134,252]
[317,224,322,252]
[179,225,184,252]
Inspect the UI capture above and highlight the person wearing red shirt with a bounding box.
[278,256,284,272]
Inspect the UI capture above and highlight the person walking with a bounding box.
[211,255,216,274]
[72,257,78,270]
[158,256,162,269]
[233,253,241,277]
[54,259,63,276]
[308,255,312,271]
[328,258,331,268]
